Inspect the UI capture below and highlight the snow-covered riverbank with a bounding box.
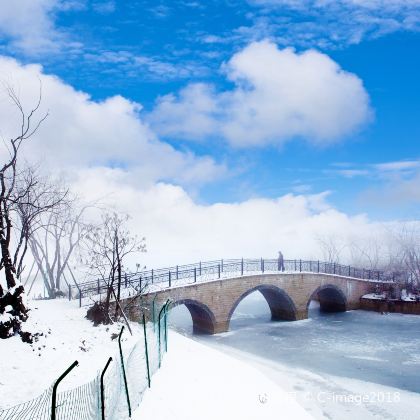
[200,338,420,420]
[135,331,312,420]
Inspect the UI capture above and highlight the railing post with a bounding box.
[261,258,264,273]
[51,361,78,420]
[139,276,142,292]
[218,264,221,279]
[78,286,82,308]
[176,265,179,280]
[199,261,202,276]
[349,265,351,276]
[100,357,112,420]
[168,270,171,287]
[142,314,151,388]
[68,285,71,301]
[317,260,320,273]
[299,259,302,272]
[194,267,197,283]
[241,258,244,276]
[221,259,224,273]
[294,260,297,271]
[333,263,336,274]
[118,326,131,417]
[151,269,154,284]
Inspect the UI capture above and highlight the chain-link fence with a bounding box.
[0,300,170,420]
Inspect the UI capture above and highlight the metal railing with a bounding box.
[70,258,406,307]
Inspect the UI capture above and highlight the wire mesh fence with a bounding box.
[0,301,170,420]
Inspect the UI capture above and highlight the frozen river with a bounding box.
[169,292,420,420]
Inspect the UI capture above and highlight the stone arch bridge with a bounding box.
[111,259,392,334]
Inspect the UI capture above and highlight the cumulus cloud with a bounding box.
[0,56,224,187]
[0,54,407,272]
[69,168,388,268]
[148,41,371,148]
[65,170,398,268]
[0,0,82,55]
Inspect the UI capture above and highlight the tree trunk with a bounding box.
[0,224,29,340]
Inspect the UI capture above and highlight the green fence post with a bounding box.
[152,295,157,332]
[118,326,131,417]
[142,314,151,388]
[51,361,78,420]
[100,357,112,420]
[158,300,170,368]
[164,302,170,353]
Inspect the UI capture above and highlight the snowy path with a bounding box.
[134,331,313,420]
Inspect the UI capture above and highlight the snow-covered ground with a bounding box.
[1,298,312,420]
[0,299,141,408]
[134,331,312,420]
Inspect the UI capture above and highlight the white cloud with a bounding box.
[0,55,412,273]
[0,0,82,55]
[374,160,420,172]
[148,40,371,148]
[247,0,420,47]
[0,56,224,187]
[71,168,385,268]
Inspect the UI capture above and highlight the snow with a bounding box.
[363,292,419,302]
[199,337,420,420]
[0,298,312,420]
[134,331,313,420]
[0,299,142,408]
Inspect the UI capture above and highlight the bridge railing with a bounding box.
[69,258,407,307]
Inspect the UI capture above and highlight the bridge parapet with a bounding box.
[72,258,400,307]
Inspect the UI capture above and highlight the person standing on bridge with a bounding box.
[278,251,285,272]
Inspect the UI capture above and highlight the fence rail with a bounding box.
[70,258,409,307]
[0,301,170,420]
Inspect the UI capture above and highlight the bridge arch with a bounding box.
[308,284,347,313]
[228,284,297,328]
[170,299,216,334]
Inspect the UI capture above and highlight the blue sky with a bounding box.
[0,0,419,223]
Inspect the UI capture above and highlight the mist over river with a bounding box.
[169,292,420,420]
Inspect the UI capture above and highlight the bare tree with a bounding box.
[29,199,93,298]
[347,235,384,270]
[391,223,420,287]
[15,168,68,279]
[0,84,61,341]
[316,234,346,264]
[83,211,146,329]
